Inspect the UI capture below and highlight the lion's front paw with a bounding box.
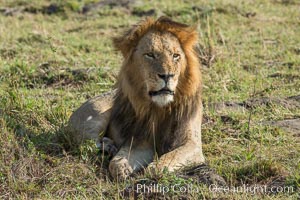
[109,157,133,180]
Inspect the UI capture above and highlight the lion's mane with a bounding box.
[109,17,202,155]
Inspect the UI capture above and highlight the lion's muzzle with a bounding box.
[147,73,178,107]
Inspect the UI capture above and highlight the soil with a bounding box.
[206,95,300,136]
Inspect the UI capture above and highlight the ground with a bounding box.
[0,0,299,199]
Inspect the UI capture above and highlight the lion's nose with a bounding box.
[158,74,174,83]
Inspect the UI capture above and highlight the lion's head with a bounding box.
[132,30,186,107]
[113,17,201,116]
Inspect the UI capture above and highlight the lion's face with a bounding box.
[133,31,187,107]
[114,17,201,112]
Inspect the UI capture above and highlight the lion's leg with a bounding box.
[148,141,205,173]
[148,107,205,173]
[109,141,154,180]
[67,90,116,145]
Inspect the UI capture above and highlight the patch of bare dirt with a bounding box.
[268,72,300,83]
[206,95,300,112]
[82,0,135,14]
[267,118,300,137]
[243,96,300,109]
[273,0,300,5]
[0,4,65,16]
[22,62,106,89]
[39,68,92,88]
[25,3,64,15]
[0,7,22,16]
[0,48,17,59]
[265,176,292,194]
[206,102,246,113]
[178,164,227,186]
[131,8,156,17]
[205,95,300,136]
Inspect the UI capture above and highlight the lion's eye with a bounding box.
[173,53,180,61]
[144,53,155,59]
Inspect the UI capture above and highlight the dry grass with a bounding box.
[0,0,299,199]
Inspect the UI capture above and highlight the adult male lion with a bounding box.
[68,17,205,180]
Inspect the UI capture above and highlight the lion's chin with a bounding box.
[151,94,174,107]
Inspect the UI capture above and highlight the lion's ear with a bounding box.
[113,18,155,58]
[178,26,199,50]
[156,16,199,50]
[112,27,136,58]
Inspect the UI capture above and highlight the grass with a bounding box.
[0,0,299,199]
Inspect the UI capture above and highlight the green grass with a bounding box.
[0,0,299,199]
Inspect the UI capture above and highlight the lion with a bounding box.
[68,17,205,180]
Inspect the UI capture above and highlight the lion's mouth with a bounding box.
[149,88,174,96]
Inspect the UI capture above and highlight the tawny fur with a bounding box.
[68,17,205,180]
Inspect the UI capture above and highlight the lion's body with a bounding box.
[68,17,205,180]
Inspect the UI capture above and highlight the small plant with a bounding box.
[79,140,98,162]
